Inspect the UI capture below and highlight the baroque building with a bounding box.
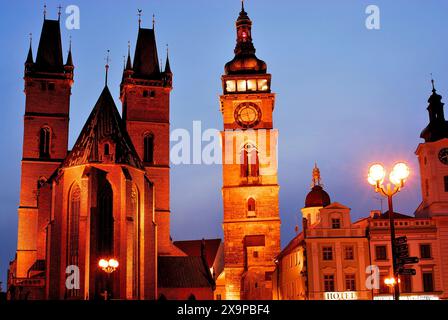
[219,3,281,300]
[7,13,214,300]
[273,83,448,300]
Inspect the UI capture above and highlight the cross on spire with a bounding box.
[137,9,142,28]
[58,4,62,20]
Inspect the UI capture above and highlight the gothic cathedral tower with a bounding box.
[415,80,448,299]
[17,16,74,278]
[220,4,281,300]
[120,22,182,256]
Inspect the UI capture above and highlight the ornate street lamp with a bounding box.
[368,162,410,301]
[98,258,119,300]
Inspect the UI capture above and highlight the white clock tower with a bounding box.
[415,80,448,217]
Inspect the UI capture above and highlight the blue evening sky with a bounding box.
[0,0,447,287]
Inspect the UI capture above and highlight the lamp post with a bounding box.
[367,162,410,301]
[98,258,119,300]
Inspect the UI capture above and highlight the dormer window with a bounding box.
[332,218,341,229]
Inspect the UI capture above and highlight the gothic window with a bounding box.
[425,179,430,197]
[39,127,51,158]
[131,186,140,299]
[241,144,259,178]
[68,184,80,297]
[144,133,154,164]
[104,143,110,156]
[97,181,113,256]
[444,176,448,192]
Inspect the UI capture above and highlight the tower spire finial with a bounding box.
[152,14,155,29]
[58,4,62,21]
[241,0,245,12]
[312,162,322,187]
[43,4,47,19]
[105,49,110,86]
[137,9,142,28]
[431,73,436,93]
[29,32,33,47]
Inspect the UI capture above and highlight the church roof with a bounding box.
[173,239,222,268]
[35,19,64,73]
[133,28,160,79]
[158,256,215,289]
[62,86,144,169]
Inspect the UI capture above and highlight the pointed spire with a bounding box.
[241,0,245,13]
[126,41,132,70]
[105,49,110,86]
[164,44,172,74]
[26,33,34,65]
[312,163,322,187]
[65,36,73,67]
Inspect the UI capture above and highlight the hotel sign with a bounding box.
[324,291,359,300]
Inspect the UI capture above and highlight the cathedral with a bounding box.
[7,10,217,300]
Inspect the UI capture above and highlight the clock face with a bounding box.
[234,102,262,129]
[439,148,448,165]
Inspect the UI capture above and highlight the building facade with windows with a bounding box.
[274,83,448,300]
[273,166,372,300]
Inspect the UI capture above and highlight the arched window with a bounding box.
[98,181,113,256]
[241,144,259,178]
[144,133,154,163]
[68,184,80,297]
[39,127,51,158]
[248,198,256,211]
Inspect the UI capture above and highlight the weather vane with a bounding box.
[137,9,142,28]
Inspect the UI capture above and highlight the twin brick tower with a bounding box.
[9,4,279,300]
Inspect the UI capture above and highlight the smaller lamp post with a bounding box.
[384,277,401,299]
[367,162,410,301]
[98,258,119,300]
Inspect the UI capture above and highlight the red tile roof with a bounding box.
[158,256,214,289]
[173,239,221,268]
